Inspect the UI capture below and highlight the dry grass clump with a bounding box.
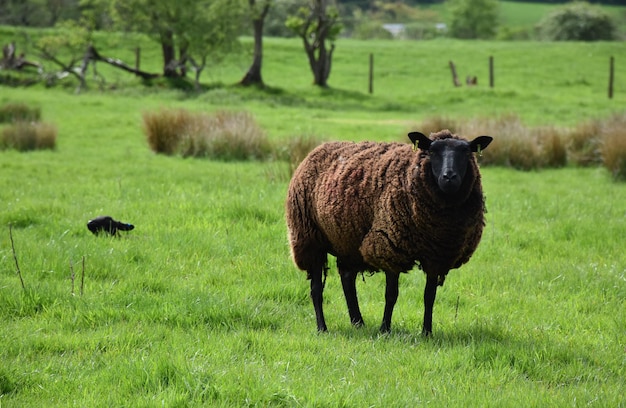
[0,103,41,123]
[1,121,57,151]
[143,109,193,155]
[142,109,271,161]
[600,114,626,180]
[415,114,567,170]
[283,134,324,174]
[566,119,603,166]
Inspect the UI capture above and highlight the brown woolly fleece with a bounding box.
[286,130,486,283]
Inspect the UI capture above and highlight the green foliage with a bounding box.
[447,0,500,39]
[537,1,617,41]
[285,3,342,42]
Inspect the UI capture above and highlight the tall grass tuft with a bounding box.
[418,114,570,170]
[566,119,603,166]
[142,109,271,160]
[284,134,324,174]
[0,103,41,123]
[601,114,626,180]
[142,109,192,155]
[1,121,57,151]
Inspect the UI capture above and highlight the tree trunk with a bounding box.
[241,1,270,86]
[160,29,178,78]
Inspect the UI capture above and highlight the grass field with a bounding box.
[1,24,626,407]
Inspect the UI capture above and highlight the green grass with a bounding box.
[1,24,625,407]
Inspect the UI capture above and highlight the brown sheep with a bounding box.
[285,130,492,335]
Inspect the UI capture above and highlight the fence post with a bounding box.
[449,61,460,87]
[135,47,141,71]
[489,56,494,88]
[369,53,374,94]
[608,56,614,99]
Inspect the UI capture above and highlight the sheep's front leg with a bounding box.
[422,274,439,336]
[339,269,364,327]
[380,272,399,333]
[309,264,327,332]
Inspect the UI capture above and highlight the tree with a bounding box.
[240,0,272,87]
[447,0,499,39]
[32,20,93,91]
[109,0,245,79]
[286,0,342,87]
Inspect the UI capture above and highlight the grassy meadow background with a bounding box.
[1,19,626,408]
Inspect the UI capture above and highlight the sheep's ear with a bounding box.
[470,136,493,153]
[408,132,431,151]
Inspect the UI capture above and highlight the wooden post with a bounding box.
[369,53,374,94]
[608,56,614,99]
[449,61,460,87]
[135,47,141,71]
[489,56,494,88]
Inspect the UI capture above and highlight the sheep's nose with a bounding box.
[442,170,457,181]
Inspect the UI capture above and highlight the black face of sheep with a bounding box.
[286,130,492,336]
[409,131,493,195]
[87,216,134,236]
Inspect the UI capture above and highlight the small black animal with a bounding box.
[87,216,134,236]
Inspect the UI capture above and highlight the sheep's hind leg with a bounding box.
[339,268,364,327]
[309,261,328,332]
[380,272,399,333]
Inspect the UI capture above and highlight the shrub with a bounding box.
[352,22,394,40]
[447,0,499,39]
[143,109,271,161]
[537,2,617,41]
[0,103,41,123]
[1,121,57,151]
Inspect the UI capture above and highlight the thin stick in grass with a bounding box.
[80,256,85,297]
[9,224,26,292]
[70,259,75,296]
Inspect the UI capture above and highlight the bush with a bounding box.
[1,121,57,151]
[0,103,41,123]
[447,0,499,39]
[352,21,394,40]
[537,2,617,41]
[142,109,271,161]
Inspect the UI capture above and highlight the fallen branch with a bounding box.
[84,45,160,80]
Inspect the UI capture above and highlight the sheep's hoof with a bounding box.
[379,323,391,333]
[421,329,432,337]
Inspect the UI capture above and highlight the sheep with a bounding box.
[285,129,492,335]
[87,216,134,236]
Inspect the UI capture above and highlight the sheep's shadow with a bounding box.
[330,322,515,348]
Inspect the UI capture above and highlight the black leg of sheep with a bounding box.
[339,270,364,327]
[309,262,328,332]
[380,272,399,333]
[422,274,440,336]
